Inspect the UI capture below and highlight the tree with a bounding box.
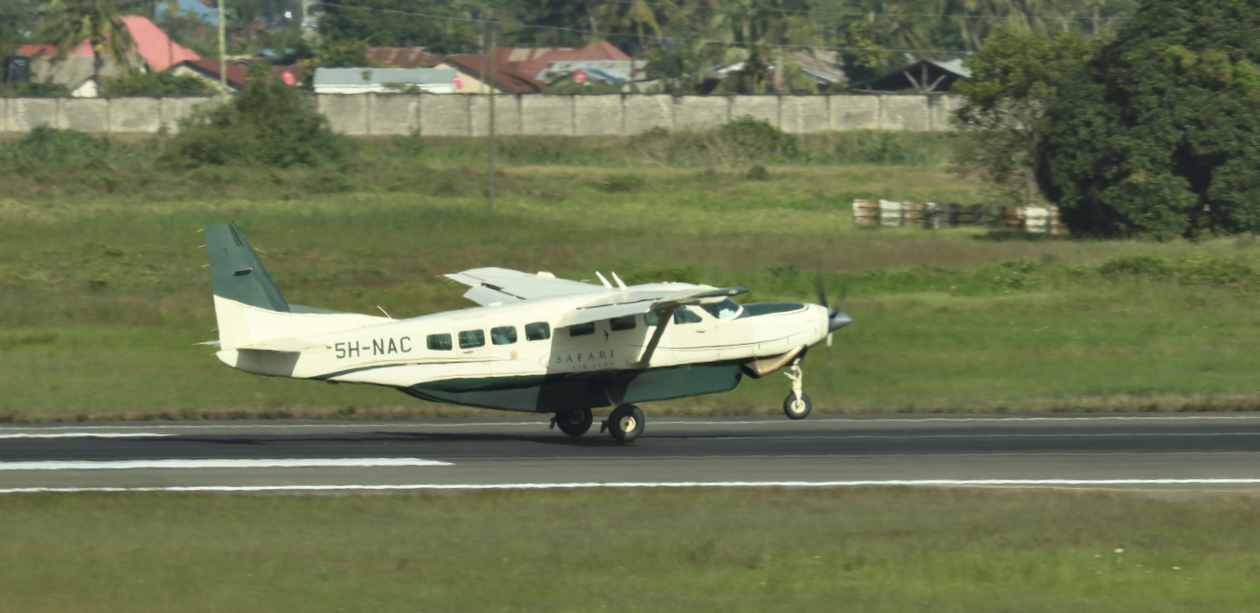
[166,64,352,168]
[317,0,478,53]
[39,0,136,86]
[951,30,1092,206]
[1,0,41,54]
[1036,0,1260,238]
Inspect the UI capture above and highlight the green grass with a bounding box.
[6,158,1260,420]
[1,488,1258,612]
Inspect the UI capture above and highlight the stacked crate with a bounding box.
[853,198,1069,234]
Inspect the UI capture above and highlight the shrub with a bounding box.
[0,82,70,98]
[716,115,800,163]
[600,173,646,192]
[164,65,352,168]
[101,70,216,97]
[836,132,936,165]
[745,165,770,181]
[625,118,800,167]
[0,126,150,169]
[1097,255,1175,280]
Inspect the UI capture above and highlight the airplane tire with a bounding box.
[555,408,593,437]
[783,392,812,420]
[608,405,645,443]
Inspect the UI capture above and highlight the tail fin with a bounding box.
[205,223,292,350]
[206,223,290,314]
[205,223,390,353]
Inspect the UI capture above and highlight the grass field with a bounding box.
[1,488,1258,612]
[5,132,1260,421]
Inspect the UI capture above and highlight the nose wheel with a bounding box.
[601,404,645,443]
[551,408,593,437]
[783,359,812,420]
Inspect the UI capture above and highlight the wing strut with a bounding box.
[634,306,678,367]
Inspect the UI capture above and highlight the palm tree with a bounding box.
[40,0,136,88]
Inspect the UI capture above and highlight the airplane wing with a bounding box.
[557,285,749,327]
[445,267,606,305]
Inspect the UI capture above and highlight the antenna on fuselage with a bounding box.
[595,271,612,289]
[611,272,628,290]
[377,305,394,319]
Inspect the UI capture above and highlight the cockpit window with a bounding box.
[644,310,663,326]
[700,298,742,320]
[673,306,703,324]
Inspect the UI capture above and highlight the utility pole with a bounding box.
[217,0,227,92]
[485,11,496,212]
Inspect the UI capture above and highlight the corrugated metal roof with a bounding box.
[314,67,456,86]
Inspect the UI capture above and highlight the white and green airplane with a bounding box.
[203,223,852,442]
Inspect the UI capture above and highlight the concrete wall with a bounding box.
[0,93,962,135]
[0,96,220,133]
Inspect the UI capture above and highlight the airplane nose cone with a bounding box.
[828,312,853,332]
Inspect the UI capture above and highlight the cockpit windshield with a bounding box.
[700,298,743,320]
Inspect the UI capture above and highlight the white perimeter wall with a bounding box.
[0,93,962,135]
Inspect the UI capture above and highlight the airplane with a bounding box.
[202,223,852,443]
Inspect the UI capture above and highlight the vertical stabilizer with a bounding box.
[205,223,290,350]
[206,223,289,313]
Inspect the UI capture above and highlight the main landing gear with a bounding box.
[783,358,812,420]
[551,405,645,443]
[552,408,593,437]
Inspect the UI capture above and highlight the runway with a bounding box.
[1,413,1258,494]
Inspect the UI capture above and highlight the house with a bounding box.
[313,67,457,94]
[366,47,441,69]
[27,55,145,97]
[17,15,200,97]
[850,59,970,93]
[19,15,200,72]
[437,54,546,94]
[174,59,306,90]
[496,41,634,82]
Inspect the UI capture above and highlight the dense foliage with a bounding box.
[1037,0,1260,239]
[164,66,352,168]
[100,70,216,97]
[951,31,1093,205]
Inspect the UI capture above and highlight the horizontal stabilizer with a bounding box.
[234,339,330,353]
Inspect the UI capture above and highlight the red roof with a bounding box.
[495,41,630,82]
[367,47,441,69]
[120,15,200,70]
[442,54,546,94]
[178,59,305,89]
[20,16,198,71]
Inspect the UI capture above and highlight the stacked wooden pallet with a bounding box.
[853,199,1068,235]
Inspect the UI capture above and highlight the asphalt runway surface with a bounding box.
[1,413,1259,494]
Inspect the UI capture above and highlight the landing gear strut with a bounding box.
[601,404,645,443]
[783,358,812,420]
[552,408,593,437]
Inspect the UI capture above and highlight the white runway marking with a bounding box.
[0,458,452,471]
[0,433,174,439]
[2,478,1260,494]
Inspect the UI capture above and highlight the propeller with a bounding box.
[816,271,853,347]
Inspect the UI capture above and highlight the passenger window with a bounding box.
[610,315,636,331]
[458,329,485,349]
[525,322,551,341]
[491,326,517,345]
[568,322,595,337]
[644,310,662,326]
[674,307,703,325]
[427,333,452,351]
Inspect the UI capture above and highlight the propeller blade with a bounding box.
[826,332,833,348]
[815,271,828,311]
